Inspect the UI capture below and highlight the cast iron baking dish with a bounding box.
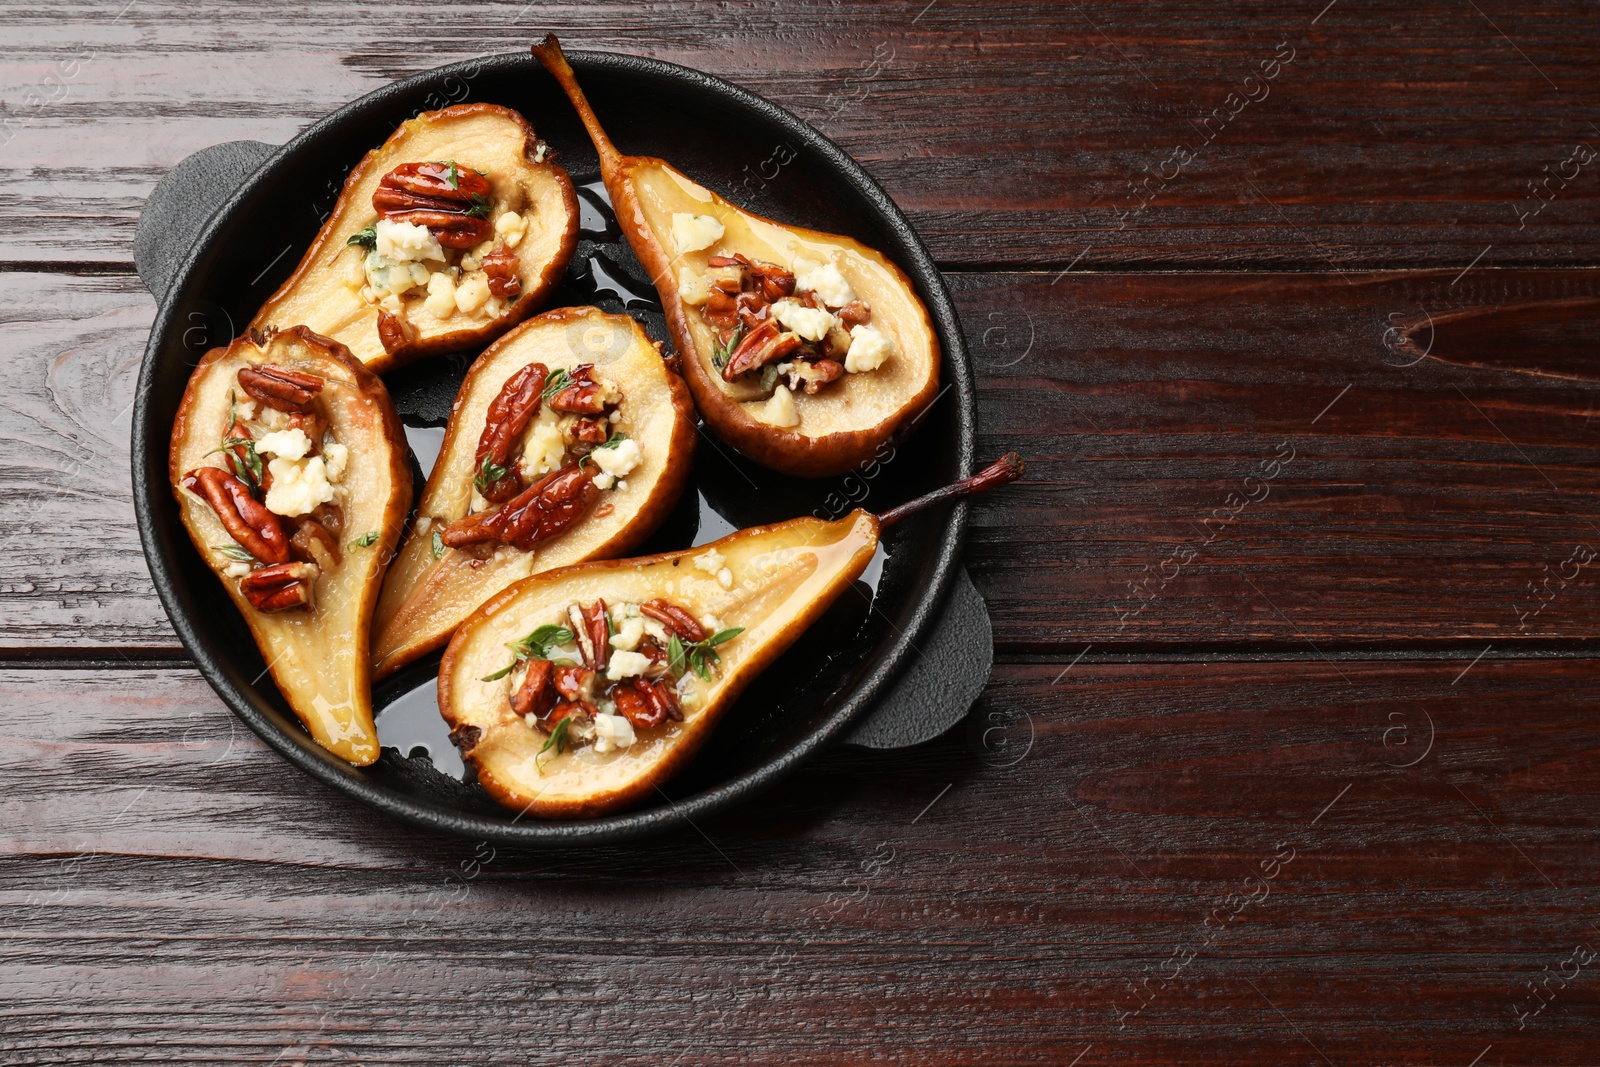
[131,49,980,846]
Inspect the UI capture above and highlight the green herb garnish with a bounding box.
[432,528,445,560]
[535,717,572,774]
[466,193,491,219]
[347,225,377,250]
[474,453,508,492]
[352,531,380,547]
[541,367,571,403]
[667,627,744,682]
[444,161,459,190]
[712,325,745,373]
[212,543,255,563]
[508,623,575,662]
[595,431,628,451]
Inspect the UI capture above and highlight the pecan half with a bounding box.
[582,600,610,671]
[290,518,342,572]
[836,300,871,328]
[748,261,796,303]
[239,561,318,612]
[376,310,417,355]
[439,463,600,553]
[237,365,323,413]
[541,700,596,731]
[546,364,609,415]
[640,599,707,643]
[481,248,522,299]
[724,320,802,380]
[565,416,610,457]
[568,602,597,668]
[372,161,493,249]
[612,677,681,729]
[182,466,291,564]
[511,658,557,719]
[475,362,548,502]
[798,358,844,395]
[553,664,597,704]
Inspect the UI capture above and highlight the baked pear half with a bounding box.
[533,35,940,477]
[371,306,696,679]
[251,103,579,374]
[170,326,411,765]
[438,453,1024,818]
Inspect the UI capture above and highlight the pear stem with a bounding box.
[531,34,623,172]
[877,453,1025,530]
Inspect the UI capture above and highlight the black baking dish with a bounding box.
[131,48,987,846]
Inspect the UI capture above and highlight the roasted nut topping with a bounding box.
[553,663,597,703]
[611,677,681,729]
[372,161,494,249]
[545,364,609,414]
[239,561,319,612]
[640,599,707,643]
[237,365,324,413]
[481,248,523,299]
[581,600,610,672]
[376,309,418,355]
[439,463,600,553]
[475,362,548,503]
[290,519,343,572]
[182,466,291,564]
[511,658,556,719]
[723,320,802,380]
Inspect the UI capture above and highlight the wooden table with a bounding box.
[4,2,1599,1062]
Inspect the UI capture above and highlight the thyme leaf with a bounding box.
[347,225,377,250]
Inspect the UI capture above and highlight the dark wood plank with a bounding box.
[9,269,1600,653]
[3,1,1599,268]
[5,659,1599,1063]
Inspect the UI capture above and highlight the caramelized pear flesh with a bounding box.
[372,306,697,679]
[170,327,411,765]
[252,103,579,374]
[439,512,879,818]
[532,36,940,477]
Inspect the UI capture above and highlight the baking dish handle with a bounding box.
[842,566,993,749]
[134,140,278,302]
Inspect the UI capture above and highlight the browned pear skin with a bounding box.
[438,512,879,818]
[371,306,697,680]
[532,36,940,478]
[169,327,412,765]
[251,103,580,374]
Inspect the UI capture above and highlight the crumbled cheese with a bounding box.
[234,398,258,421]
[255,428,312,460]
[424,271,458,318]
[461,239,495,273]
[591,711,636,753]
[693,548,725,575]
[845,323,895,373]
[588,437,642,491]
[494,211,527,249]
[364,253,430,300]
[379,292,406,314]
[716,567,734,590]
[702,614,725,634]
[678,265,711,305]
[375,219,444,263]
[610,616,645,652]
[771,299,836,342]
[606,649,652,680]
[759,384,800,428]
[224,561,252,578]
[534,143,549,164]
[640,616,670,645]
[518,409,567,479]
[795,260,856,308]
[264,456,335,517]
[322,442,349,483]
[672,212,724,254]
[455,275,491,314]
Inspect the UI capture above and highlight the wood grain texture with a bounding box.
[9,269,1600,653]
[4,660,1599,1064]
[3,0,1598,268]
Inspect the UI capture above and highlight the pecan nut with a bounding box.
[475,362,548,502]
[372,161,493,249]
[724,320,802,380]
[640,599,707,643]
[439,463,600,553]
[481,248,523,299]
[553,663,597,703]
[290,519,342,572]
[612,677,681,729]
[511,658,556,719]
[237,365,324,413]
[239,561,319,612]
[545,364,609,415]
[376,310,417,355]
[581,600,610,672]
[182,466,291,564]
